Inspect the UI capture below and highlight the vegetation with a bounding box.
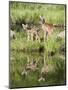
[10,2,65,30]
[10,51,65,88]
[9,2,66,88]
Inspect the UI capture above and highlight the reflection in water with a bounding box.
[39,53,49,82]
[38,53,55,82]
[21,56,38,76]
[10,51,65,88]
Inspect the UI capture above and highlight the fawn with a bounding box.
[39,16,55,41]
[40,16,65,41]
[22,24,40,42]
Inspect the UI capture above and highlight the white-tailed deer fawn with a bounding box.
[39,16,54,41]
[40,16,65,42]
[22,24,40,42]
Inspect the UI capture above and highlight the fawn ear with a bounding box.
[25,24,28,28]
[42,16,45,21]
[22,24,26,29]
[39,16,45,20]
[39,16,45,23]
[22,24,24,27]
[39,15,42,19]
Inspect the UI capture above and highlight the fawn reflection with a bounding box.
[21,52,55,82]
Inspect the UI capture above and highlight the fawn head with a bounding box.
[39,16,45,24]
[22,24,28,30]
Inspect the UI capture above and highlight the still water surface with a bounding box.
[10,51,65,88]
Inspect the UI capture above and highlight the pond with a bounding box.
[9,50,66,88]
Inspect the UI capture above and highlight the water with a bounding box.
[9,50,66,88]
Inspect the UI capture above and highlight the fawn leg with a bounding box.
[44,32,46,42]
[36,34,38,41]
[37,34,40,42]
[31,33,33,41]
[46,31,48,40]
[27,32,30,41]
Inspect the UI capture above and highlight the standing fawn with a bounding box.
[39,16,54,41]
[22,24,40,42]
[40,16,65,42]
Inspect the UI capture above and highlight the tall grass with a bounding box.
[11,29,64,54]
[10,2,66,88]
[10,2,65,56]
[10,2,65,25]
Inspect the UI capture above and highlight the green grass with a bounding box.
[10,51,65,88]
[9,2,66,88]
[10,28,65,88]
[10,2,65,25]
[10,29,64,53]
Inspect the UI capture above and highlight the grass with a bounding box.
[10,2,65,53]
[9,2,66,88]
[10,28,65,88]
[10,28,64,53]
[10,51,65,88]
[10,2,65,26]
